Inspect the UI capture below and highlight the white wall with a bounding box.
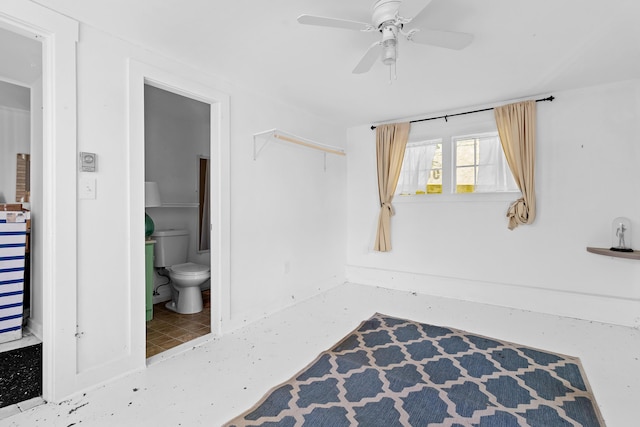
[0,106,29,204]
[70,23,346,393]
[0,79,30,109]
[347,79,640,328]
[0,81,30,204]
[228,88,348,328]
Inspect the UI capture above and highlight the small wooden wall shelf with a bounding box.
[586,247,640,260]
[253,129,346,160]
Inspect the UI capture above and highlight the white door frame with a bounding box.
[0,1,79,402]
[128,60,231,364]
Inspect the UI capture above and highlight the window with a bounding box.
[454,133,518,193]
[397,139,442,195]
[396,131,518,197]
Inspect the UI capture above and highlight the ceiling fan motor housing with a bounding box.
[372,0,402,29]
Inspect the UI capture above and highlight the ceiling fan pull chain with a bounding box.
[388,62,397,85]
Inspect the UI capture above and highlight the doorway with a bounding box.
[0,25,42,332]
[127,59,231,366]
[0,25,43,408]
[143,84,211,357]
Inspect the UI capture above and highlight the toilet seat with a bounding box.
[169,262,210,277]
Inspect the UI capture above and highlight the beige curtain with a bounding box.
[494,100,536,230]
[374,122,411,251]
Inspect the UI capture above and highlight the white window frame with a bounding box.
[395,130,521,203]
[452,131,519,195]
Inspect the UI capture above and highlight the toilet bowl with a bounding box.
[152,229,211,315]
[165,262,210,314]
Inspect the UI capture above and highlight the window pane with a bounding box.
[396,140,442,195]
[455,133,519,194]
[455,138,477,193]
[427,143,442,193]
[427,167,442,193]
[456,139,476,166]
[475,136,499,192]
[456,166,475,193]
[476,135,518,193]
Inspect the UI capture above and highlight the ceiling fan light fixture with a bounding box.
[382,38,397,65]
[381,25,398,65]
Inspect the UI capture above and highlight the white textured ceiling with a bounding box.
[31,0,640,127]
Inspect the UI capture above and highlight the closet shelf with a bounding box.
[253,129,346,161]
[586,247,640,260]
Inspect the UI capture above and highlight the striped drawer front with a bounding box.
[0,213,27,343]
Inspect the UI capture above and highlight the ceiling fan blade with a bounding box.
[297,14,372,31]
[408,29,474,50]
[353,42,382,74]
[399,0,434,21]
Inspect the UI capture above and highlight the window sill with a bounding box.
[394,191,521,203]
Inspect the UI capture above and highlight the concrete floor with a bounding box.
[1,283,638,426]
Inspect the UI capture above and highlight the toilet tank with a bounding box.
[152,229,189,267]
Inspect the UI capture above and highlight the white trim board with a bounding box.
[346,265,640,328]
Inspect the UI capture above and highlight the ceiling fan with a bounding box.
[297,0,474,76]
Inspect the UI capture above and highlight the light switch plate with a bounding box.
[80,152,97,172]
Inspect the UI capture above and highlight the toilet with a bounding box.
[152,229,210,314]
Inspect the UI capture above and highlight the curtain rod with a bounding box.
[370,96,555,130]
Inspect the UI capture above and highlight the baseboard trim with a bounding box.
[346,265,640,328]
[25,318,43,341]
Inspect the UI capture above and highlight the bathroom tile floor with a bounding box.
[145,290,211,358]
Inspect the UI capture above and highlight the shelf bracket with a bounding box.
[253,129,273,161]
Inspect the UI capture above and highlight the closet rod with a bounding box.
[370,95,555,130]
[253,129,346,158]
[273,133,346,156]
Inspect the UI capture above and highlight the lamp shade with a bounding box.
[145,182,162,207]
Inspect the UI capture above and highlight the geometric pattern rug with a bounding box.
[224,313,605,426]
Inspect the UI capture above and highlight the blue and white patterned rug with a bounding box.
[225,313,605,426]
